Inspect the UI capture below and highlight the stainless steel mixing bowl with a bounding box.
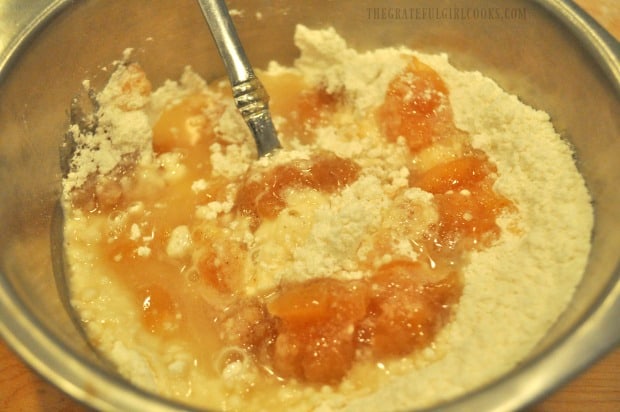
[1,1,618,411]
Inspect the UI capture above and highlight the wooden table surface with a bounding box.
[1,1,619,411]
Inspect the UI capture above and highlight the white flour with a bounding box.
[62,25,593,411]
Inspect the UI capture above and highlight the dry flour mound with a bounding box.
[324,39,593,412]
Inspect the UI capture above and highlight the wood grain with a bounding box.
[1,0,618,411]
[0,342,87,412]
